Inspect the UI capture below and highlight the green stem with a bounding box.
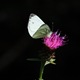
[39,61,45,80]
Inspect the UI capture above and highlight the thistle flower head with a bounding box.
[43,31,66,50]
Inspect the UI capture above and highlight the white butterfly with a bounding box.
[27,13,51,39]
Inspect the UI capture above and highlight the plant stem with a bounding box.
[39,61,45,80]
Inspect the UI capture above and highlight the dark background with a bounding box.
[0,0,80,80]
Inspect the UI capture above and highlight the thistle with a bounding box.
[38,31,66,80]
[43,31,66,50]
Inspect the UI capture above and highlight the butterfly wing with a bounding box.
[27,13,51,39]
[33,24,51,39]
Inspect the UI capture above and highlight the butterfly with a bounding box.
[27,13,51,39]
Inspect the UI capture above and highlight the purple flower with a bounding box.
[43,31,66,50]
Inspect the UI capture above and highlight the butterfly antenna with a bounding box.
[51,22,54,31]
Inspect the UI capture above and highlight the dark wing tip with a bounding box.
[29,13,36,18]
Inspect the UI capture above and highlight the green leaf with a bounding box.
[45,59,56,66]
[27,58,41,61]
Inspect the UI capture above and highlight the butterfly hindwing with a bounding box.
[33,24,51,38]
